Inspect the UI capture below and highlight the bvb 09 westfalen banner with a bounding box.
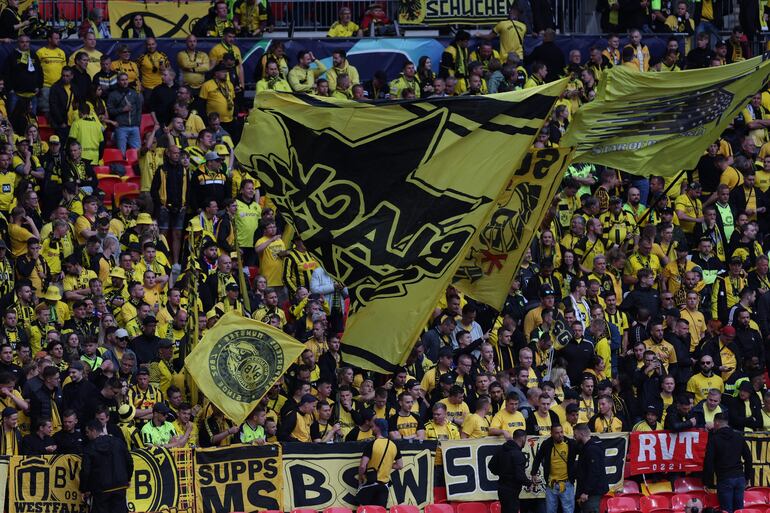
[442,435,628,502]
[282,440,436,511]
[399,0,517,25]
[107,1,212,38]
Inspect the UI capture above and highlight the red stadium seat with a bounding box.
[617,493,644,505]
[623,480,641,494]
[433,487,447,504]
[357,507,386,513]
[97,174,122,206]
[744,490,769,506]
[292,509,317,513]
[702,493,719,508]
[323,508,351,513]
[641,495,671,513]
[488,502,500,513]
[456,503,488,513]
[671,494,701,511]
[608,497,639,513]
[733,510,764,513]
[124,175,141,189]
[37,115,49,128]
[425,505,454,513]
[93,165,110,176]
[392,506,420,513]
[114,188,139,207]
[125,148,139,166]
[103,148,127,165]
[648,509,675,513]
[140,114,155,138]
[674,477,704,493]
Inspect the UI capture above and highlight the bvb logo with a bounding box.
[209,329,284,402]
[128,448,179,513]
[479,183,542,253]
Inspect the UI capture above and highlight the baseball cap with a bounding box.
[721,325,736,336]
[730,256,744,265]
[405,379,419,389]
[439,373,455,385]
[153,403,170,415]
[205,151,223,162]
[142,315,158,325]
[2,407,16,418]
[49,135,60,144]
[225,282,240,291]
[645,405,659,414]
[115,328,129,339]
[540,285,556,297]
[688,181,702,189]
[158,339,174,349]
[69,361,84,371]
[299,394,318,406]
[137,367,150,376]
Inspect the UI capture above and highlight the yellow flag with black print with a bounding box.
[561,54,770,177]
[184,312,306,424]
[235,85,566,373]
[454,146,574,308]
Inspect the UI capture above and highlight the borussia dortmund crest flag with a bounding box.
[184,312,306,424]
[235,85,566,373]
[454,147,574,308]
[561,54,770,177]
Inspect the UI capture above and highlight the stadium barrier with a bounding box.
[2,430,770,512]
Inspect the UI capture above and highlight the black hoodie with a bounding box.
[79,434,133,493]
[703,426,752,487]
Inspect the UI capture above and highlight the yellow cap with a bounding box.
[110,267,126,279]
[136,213,153,225]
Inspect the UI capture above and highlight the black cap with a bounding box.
[213,63,228,73]
[299,394,318,406]
[142,315,158,325]
[660,207,674,215]
[158,339,173,349]
[153,403,170,414]
[405,379,419,389]
[439,373,455,385]
[730,256,744,265]
[540,285,556,297]
[715,39,727,47]
[137,368,150,376]
[225,282,240,291]
[1,407,16,418]
[645,405,659,414]
[738,381,754,393]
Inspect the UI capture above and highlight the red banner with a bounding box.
[625,430,709,475]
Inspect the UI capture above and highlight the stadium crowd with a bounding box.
[0,0,767,510]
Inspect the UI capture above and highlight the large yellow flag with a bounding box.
[453,147,574,308]
[561,55,770,177]
[184,312,305,424]
[235,86,566,373]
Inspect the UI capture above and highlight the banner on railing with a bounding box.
[747,432,770,487]
[195,444,283,513]
[625,430,708,476]
[282,440,436,511]
[128,447,196,513]
[107,1,211,38]
[441,434,627,502]
[8,454,84,513]
[398,0,513,25]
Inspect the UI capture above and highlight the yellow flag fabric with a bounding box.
[108,1,211,37]
[454,147,574,308]
[184,311,305,424]
[235,85,566,373]
[561,55,770,177]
